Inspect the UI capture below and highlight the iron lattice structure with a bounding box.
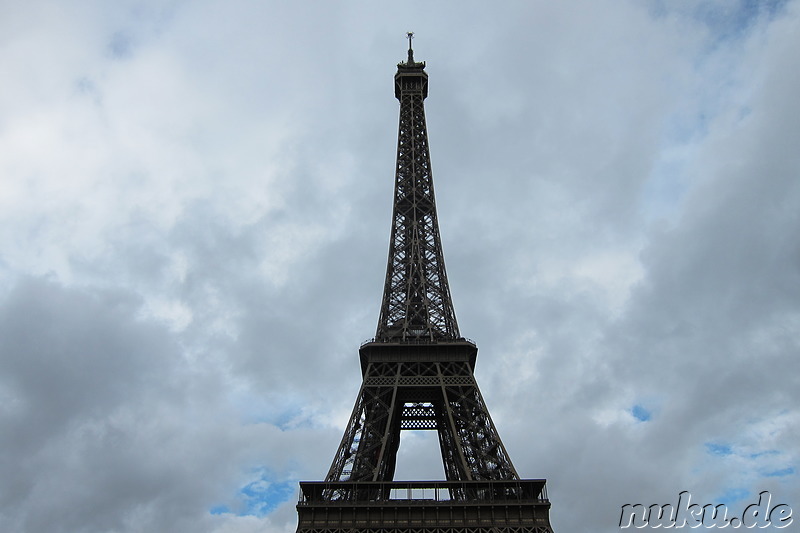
[376,44,458,343]
[297,37,555,533]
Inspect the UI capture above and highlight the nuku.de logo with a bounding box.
[619,491,792,528]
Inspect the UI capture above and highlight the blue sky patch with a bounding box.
[716,487,750,506]
[650,0,792,41]
[705,442,733,456]
[631,404,651,422]
[239,470,297,517]
[749,449,779,459]
[210,468,297,517]
[764,467,795,478]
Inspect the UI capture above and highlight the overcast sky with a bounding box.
[1,1,799,532]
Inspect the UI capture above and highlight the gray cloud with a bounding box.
[1,1,798,532]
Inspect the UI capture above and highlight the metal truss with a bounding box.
[297,40,555,533]
[297,525,553,533]
[325,356,518,485]
[297,480,554,533]
[376,51,459,342]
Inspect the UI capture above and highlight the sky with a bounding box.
[0,0,798,532]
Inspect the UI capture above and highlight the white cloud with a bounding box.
[1,1,798,532]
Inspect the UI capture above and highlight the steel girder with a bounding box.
[376,59,459,342]
[325,359,518,486]
[297,479,554,533]
[301,45,556,533]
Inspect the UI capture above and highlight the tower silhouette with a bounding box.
[296,36,555,533]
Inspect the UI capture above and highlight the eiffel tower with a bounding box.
[296,35,555,533]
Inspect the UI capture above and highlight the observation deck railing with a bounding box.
[360,337,476,348]
[298,480,548,506]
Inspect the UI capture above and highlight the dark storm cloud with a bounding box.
[0,279,178,531]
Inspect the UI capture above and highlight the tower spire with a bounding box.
[377,36,457,342]
[406,31,415,63]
